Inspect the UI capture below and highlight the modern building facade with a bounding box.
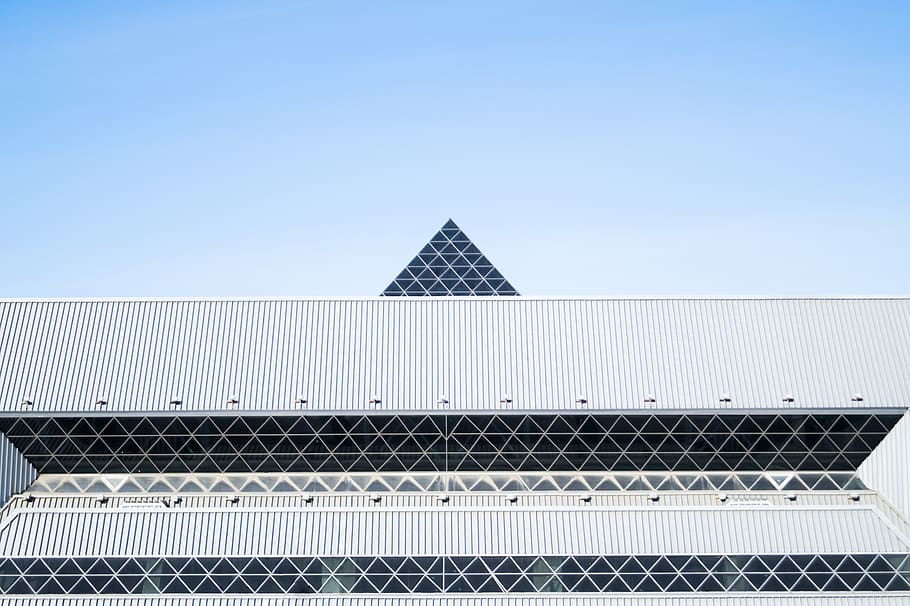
[0,220,909,604]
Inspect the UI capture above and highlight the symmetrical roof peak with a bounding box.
[382,219,519,296]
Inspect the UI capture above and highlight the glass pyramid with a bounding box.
[382,219,519,296]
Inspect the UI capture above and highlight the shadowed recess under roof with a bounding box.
[382,219,519,296]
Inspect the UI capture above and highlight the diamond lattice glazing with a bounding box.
[381,219,519,296]
[1,554,909,595]
[0,413,897,475]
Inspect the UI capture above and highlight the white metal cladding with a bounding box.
[0,505,906,557]
[860,410,910,522]
[0,598,909,606]
[0,432,35,505]
[10,492,909,548]
[2,297,910,413]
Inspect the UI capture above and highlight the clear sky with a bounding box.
[1,1,908,298]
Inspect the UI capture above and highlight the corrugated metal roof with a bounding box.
[860,411,910,522]
[0,595,908,605]
[2,297,910,414]
[0,432,34,506]
[0,503,905,557]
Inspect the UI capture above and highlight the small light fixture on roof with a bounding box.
[295,395,308,405]
[643,394,657,404]
[369,395,382,405]
[97,495,109,504]
[851,393,864,402]
[785,492,797,501]
[506,494,518,503]
[575,395,588,405]
[303,493,314,504]
[648,492,660,502]
[848,492,860,502]
[226,495,240,504]
[226,394,240,406]
[717,492,729,502]
[580,494,593,503]
[437,395,449,405]
[782,394,795,403]
[169,397,182,407]
[369,493,382,503]
[719,394,732,403]
[500,394,512,405]
[95,398,108,407]
[19,397,33,408]
[24,493,35,504]
[438,494,450,503]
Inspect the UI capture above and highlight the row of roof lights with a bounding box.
[54,490,862,508]
[18,393,866,408]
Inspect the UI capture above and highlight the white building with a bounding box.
[0,220,908,604]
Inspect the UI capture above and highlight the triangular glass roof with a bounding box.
[382,219,519,296]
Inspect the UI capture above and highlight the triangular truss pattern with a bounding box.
[29,471,867,496]
[0,553,908,595]
[0,412,897,475]
[382,219,519,296]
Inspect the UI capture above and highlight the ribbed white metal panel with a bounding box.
[0,432,35,505]
[860,410,910,521]
[0,505,905,557]
[2,297,910,414]
[0,596,908,605]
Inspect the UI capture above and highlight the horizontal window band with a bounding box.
[0,414,898,475]
[28,470,866,495]
[0,554,908,595]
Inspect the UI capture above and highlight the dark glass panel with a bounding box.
[5,411,900,473]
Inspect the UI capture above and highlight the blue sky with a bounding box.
[1,1,908,297]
